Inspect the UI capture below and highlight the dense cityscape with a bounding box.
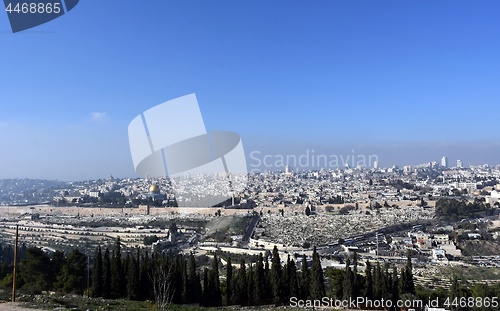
[1,160,500,310]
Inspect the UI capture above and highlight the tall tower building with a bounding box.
[441,156,448,168]
[457,159,463,168]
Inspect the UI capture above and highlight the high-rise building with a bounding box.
[441,156,448,167]
[373,160,379,169]
[457,159,463,168]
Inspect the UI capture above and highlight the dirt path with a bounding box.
[0,302,47,311]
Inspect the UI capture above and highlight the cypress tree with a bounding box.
[111,238,125,298]
[364,260,373,300]
[264,255,272,302]
[187,253,200,303]
[373,262,382,300]
[210,254,222,306]
[139,251,151,301]
[342,258,353,300]
[391,266,400,305]
[271,246,283,304]
[352,252,359,298]
[236,258,247,305]
[401,254,415,295]
[310,246,326,299]
[300,255,310,299]
[383,262,392,300]
[126,252,139,300]
[92,246,103,297]
[247,263,254,305]
[202,267,209,306]
[283,255,292,300]
[288,257,299,298]
[254,253,264,305]
[226,256,233,305]
[102,248,111,299]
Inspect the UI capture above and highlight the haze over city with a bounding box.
[1,1,499,180]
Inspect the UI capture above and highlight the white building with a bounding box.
[441,156,448,168]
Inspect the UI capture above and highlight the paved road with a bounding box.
[243,215,260,242]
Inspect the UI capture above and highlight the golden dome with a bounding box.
[149,184,160,193]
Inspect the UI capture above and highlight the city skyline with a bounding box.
[1,1,500,180]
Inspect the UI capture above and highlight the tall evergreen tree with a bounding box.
[226,256,233,305]
[138,251,151,301]
[352,252,359,298]
[92,246,103,297]
[264,255,272,302]
[111,238,125,298]
[127,251,139,300]
[271,246,283,304]
[187,253,200,304]
[288,257,299,298]
[382,262,392,300]
[373,262,382,300]
[364,260,373,300]
[310,247,326,299]
[247,263,255,305]
[102,248,111,299]
[235,258,248,306]
[401,254,415,295]
[254,253,265,305]
[210,254,222,306]
[391,266,400,305]
[342,258,353,300]
[202,267,209,307]
[300,255,310,299]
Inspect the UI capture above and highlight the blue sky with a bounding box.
[1,1,499,180]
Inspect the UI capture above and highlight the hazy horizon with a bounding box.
[1,1,499,181]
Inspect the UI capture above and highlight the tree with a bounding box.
[300,255,310,299]
[271,246,283,304]
[373,262,382,299]
[127,252,140,300]
[247,263,255,305]
[111,237,126,298]
[19,247,52,294]
[234,258,247,305]
[305,206,311,216]
[401,254,415,295]
[364,260,373,300]
[56,249,87,294]
[92,246,103,297]
[287,256,299,298]
[102,248,111,299]
[310,247,325,299]
[351,252,359,298]
[152,256,175,311]
[342,258,353,300]
[187,253,200,304]
[209,254,222,306]
[226,257,233,305]
[391,266,400,305]
[254,253,265,305]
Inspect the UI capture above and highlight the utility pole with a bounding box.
[87,254,90,298]
[12,225,18,302]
